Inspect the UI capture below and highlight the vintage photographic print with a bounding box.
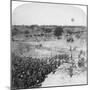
[11,0,88,89]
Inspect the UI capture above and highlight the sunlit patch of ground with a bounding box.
[42,66,87,87]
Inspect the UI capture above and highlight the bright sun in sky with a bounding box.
[12,1,87,26]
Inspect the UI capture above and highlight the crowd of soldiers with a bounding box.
[11,50,86,89]
[11,53,70,89]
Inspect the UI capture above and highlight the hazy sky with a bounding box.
[12,1,87,26]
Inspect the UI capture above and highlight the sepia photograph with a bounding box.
[11,0,88,89]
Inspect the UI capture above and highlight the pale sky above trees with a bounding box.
[12,1,87,26]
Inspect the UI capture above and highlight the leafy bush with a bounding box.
[67,37,74,43]
[24,30,30,34]
[78,50,86,68]
[12,27,20,36]
[54,27,63,38]
[44,28,52,33]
